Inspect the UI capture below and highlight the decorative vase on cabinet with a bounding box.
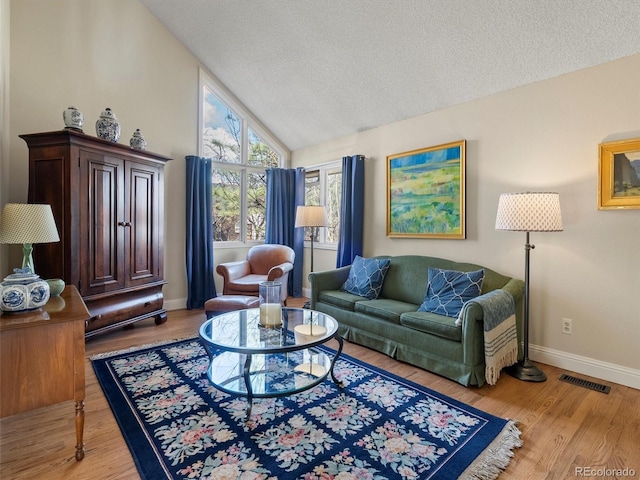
[21,129,171,337]
[129,129,147,150]
[95,107,121,142]
[63,106,84,131]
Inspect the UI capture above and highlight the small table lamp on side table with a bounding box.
[0,203,61,313]
[0,203,60,275]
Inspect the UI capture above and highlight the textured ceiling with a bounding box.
[140,0,640,152]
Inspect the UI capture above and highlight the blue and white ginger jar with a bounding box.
[95,107,121,142]
[129,129,147,150]
[63,106,84,130]
[0,268,50,312]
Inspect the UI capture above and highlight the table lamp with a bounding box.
[0,203,60,275]
[295,205,327,273]
[495,192,563,382]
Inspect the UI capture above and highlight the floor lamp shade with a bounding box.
[0,203,60,274]
[495,192,563,232]
[294,206,328,229]
[495,192,562,382]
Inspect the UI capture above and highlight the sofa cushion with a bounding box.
[318,290,364,311]
[418,267,485,318]
[354,299,419,324]
[400,311,463,342]
[340,255,391,300]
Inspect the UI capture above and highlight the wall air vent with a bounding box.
[559,374,611,394]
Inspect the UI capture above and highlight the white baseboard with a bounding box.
[530,344,640,391]
[164,297,187,311]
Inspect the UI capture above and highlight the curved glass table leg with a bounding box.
[243,354,253,419]
[330,335,344,387]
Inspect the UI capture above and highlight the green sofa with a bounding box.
[308,255,525,386]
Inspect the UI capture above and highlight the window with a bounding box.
[200,70,285,243]
[304,163,342,245]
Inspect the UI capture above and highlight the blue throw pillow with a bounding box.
[340,256,391,300]
[418,267,485,318]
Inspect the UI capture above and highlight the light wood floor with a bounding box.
[1,299,638,479]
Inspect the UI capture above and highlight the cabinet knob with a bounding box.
[118,221,132,227]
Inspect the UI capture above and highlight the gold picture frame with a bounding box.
[387,140,466,238]
[598,138,640,210]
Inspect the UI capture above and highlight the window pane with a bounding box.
[327,171,342,243]
[201,72,284,244]
[247,170,267,241]
[248,129,280,167]
[212,167,240,241]
[305,170,320,206]
[203,86,241,163]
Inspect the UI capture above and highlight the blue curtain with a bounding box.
[336,155,365,267]
[185,155,217,309]
[265,167,305,297]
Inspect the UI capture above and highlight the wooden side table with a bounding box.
[0,285,89,461]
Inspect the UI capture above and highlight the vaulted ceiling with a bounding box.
[140,0,640,152]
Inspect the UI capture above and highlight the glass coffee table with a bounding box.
[198,307,343,419]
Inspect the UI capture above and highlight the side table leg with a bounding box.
[330,335,344,387]
[75,400,85,461]
[243,354,253,419]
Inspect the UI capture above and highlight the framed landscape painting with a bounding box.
[387,140,466,238]
[598,137,640,210]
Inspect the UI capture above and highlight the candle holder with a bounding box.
[294,313,327,343]
[259,281,282,328]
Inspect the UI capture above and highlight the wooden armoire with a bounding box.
[22,129,171,338]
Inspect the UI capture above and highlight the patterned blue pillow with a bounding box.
[340,256,391,300]
[418,267,485,318]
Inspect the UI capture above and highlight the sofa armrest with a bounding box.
[461,278,524,327]
[267,262,294,281]
[459,277,526,366]
[308,266,351,308]
[216,260,251,282]
[500,278,525,304]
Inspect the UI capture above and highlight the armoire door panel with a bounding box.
[127,166,158,283]
[85,154,125,294]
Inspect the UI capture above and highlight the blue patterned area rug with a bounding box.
[92,337,521,479]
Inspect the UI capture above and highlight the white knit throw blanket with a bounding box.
[457,290,518,385]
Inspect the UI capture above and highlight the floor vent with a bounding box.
[559,374,611,394]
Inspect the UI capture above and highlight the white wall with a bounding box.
[293,54,640,388]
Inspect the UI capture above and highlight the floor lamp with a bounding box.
[495,192,563,382]
[295,206,327,309]
[295,205,327,273]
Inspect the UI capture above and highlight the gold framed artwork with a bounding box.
[387,140,466,238]
[598,138,640,210]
